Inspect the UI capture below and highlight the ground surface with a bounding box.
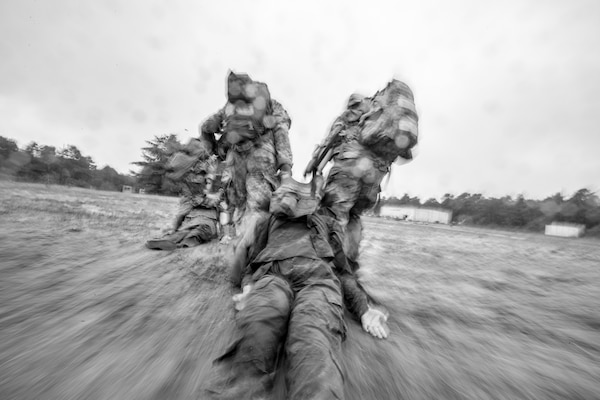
[1,181,599,400]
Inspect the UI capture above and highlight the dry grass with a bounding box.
[1,181,599,400]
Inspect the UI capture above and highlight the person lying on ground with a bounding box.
[205,177,389,400]
[145,139,226,250]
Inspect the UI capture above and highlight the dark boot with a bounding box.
[145,239,177,250]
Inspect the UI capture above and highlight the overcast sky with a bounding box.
[1,0,599,200]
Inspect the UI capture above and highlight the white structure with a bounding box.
[379,205,452,224]
[138,189,146,194]
[545,222,585,238]
[122,185,133,194]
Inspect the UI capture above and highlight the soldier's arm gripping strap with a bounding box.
[239,215,273,288]
[303,117,345,176]
[199,107,226,154]
[270,99,293,170]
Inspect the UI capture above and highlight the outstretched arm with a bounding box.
[229,214,272,288]
[199,107,225,154]
[339,271,389,339]
[324,215,389,339]
[231,216,272,310]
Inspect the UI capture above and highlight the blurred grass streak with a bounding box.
[1,181,599,400]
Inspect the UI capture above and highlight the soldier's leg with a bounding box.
[285,261,346,400]
[145,230,187,250]
[228,195,270,286]
[180,217,218,247]
[322,166,362,229]
[245,139,277,213]
[227,143,277,284]
[234,137,277,236]
[206,274,293,398]
[352,167,387,215]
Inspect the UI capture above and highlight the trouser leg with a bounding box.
[229,164,276,284]
[207,274,293,398]
[322,167,361,229]
[285,263,346,400]
[182,218,218,244]
[227,208,270,286]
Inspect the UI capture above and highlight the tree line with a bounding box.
[3,133,599,236]
[379,190,600,236]
[0,135,135,191]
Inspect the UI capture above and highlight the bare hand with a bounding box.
[361,308,389,339]
[232,284,253,311]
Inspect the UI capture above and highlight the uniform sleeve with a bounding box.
[339,271,370,320]
[239,216,273,288]
[318,114,346,149]
[323,213,370,319]
[270,99,293,170]
[199,107,226,154]
[317,98,367,149]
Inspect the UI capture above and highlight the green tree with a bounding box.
[132,134,182,195]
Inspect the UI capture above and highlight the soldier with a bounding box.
[305,79,419,269]
[199,71,293,281]
[205,178,389,400]
[145,139,224,250]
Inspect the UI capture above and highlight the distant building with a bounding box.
[138,188,146,194]
[545,222,585,238]
[122,185,133,194]
[379,205,452,224]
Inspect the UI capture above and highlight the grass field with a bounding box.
[1,181,599,400]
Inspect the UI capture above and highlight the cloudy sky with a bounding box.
[1,0,599,200]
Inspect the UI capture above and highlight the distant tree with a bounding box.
[132,134,182,195]
[393,193,420,206]
[24,141,41,157]
[0,135,134,191]
[545,192,564,205]
[559,188,600,228]
[56,145,96,187]
[440,193,454,208]
[376,189,598,235]
[0,136,18,160]
[423,198,441,208]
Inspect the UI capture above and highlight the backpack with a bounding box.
[358,80,419,162]
[224,72,273,144]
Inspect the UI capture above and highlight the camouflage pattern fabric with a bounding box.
[208,211,372,399]
[200,98,292,214]
[162,209,218,247]
[207,259,345,400]
[200,75,293,267]
[157,150,225,247]
[175,155,224,222]
[321,79,419,228]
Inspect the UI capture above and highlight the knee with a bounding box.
[238,276,292,325]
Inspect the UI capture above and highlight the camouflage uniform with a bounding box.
[311,80,419,265]
[206,211,370,400]
[171,155,222,246]
[146,150,223,250]
[320,80,418,227]
[200,72,293,275]
[200,98,293,215]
